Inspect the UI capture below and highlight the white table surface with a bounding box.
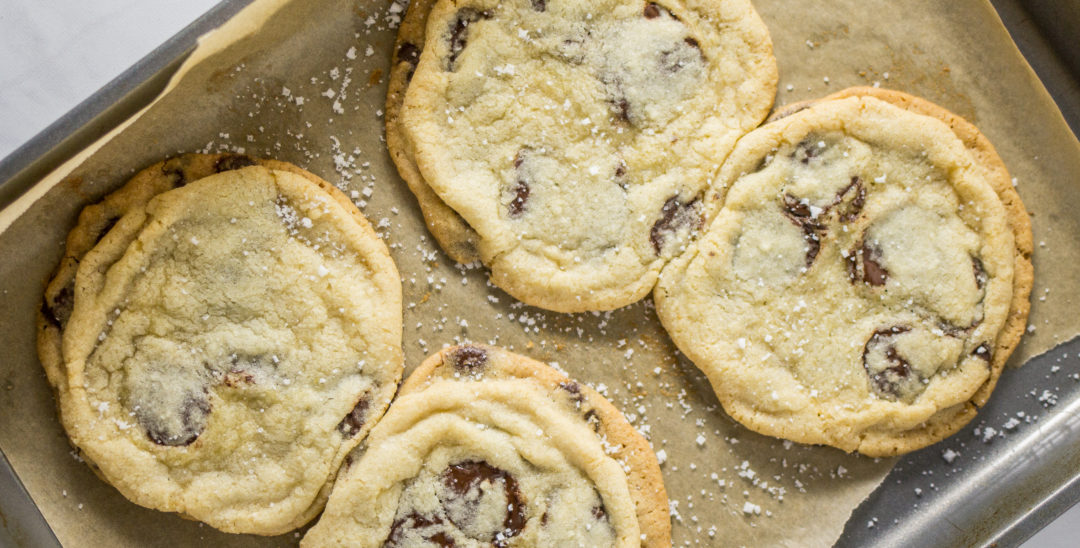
[0,1,1077,546]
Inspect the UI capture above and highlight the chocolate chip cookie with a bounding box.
[302,344,670,547]
[386,0,483,264]
[396,0,777,311]
[654,88,1032,456]
[40,155,403,534]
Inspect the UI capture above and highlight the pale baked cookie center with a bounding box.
[716,133,996,403]
[401,0,776,310]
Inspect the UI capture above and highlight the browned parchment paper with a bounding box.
[1,0,1078,546]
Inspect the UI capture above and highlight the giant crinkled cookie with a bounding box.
[654,88,1033,456]
[302,344,670,547]
[396,0,777,312]
[38,154,403,534]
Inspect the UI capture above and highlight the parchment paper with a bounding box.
[1,0,1078,546]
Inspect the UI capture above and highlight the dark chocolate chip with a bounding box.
[446,8,491,71]
[214,154,257,173]
[139,389,211,447]
[531,0,547,11]
[592,503,608,521]
[439,461,526,546]
[397,42,421,66]
[508,150,532,217]
[161,162,188,188]
[781,194,825,268]
[972,256,988,291]
[558,381,586,406]
[836,176,866,222]
[509,177,529,214]
[973,342,993,363]
[861,241,888,286]
[42,284,74,328]
[793,138,823,164]
[803,230,821,268]
[684,37,700,49]
[643,2,662,18]
[650,195,703,254]
[862,326,913,399]
[337,392,371,437]
[386,512,456,548]
[938,321,974,337]
[848,238,889,286]
[615,160,627,179]
[583,409,602,433]
[448,346,487,372]
[782,194,813,221]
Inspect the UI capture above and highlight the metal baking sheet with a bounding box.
[1,0,1078,546]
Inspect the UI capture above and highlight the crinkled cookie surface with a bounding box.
[399,0,777,311]
[47,159,402,534]
[302,344,669,547]
[656,90,1032,456]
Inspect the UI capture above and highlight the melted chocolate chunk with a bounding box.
[214,154,257,173]
[337,393,371,437]
[592,503,608,521]
[862,327,913,399]
[508,150,533,217]
[803,230,822,267]
[446,8,491,71]
[650,195,703,254]
[781,194,825,268]
[782,194,813,221]
[938,321,974,338]
[531,0,547,11]
[973,342,993,363]
[836,176,866,222]
[643,1,681,19]
[848,237,889,286]
[508,180,530,217]
[439,461,526,546]
[161,161,188,188]
[972,256,988,291]
[583,408,602,433]
[139,389,211,447]
[397,42,421,66]
[386,512,456,548]
[861,241,888,286]
[448,346,488,372]
[793,138,824,164]
[43,284,74,328]
[398,42,422,82]
[558,381,586,406]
